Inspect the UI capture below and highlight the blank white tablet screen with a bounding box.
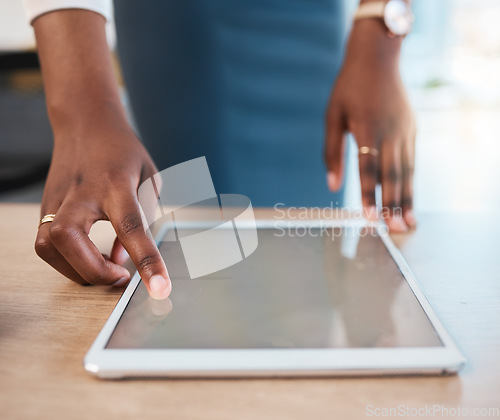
[106,227,442,349]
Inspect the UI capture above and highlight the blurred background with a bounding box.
[1,0,499,212]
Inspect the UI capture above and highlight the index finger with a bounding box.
[109,196,171,300]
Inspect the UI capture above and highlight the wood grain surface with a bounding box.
[1,203,499,419]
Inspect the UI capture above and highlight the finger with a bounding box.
[355,129,379,222]
[108,237,131,287]
[380,140,407,233]
[110,237,130,266]
[324,102,346,191]
[35,222,89,285]
[402,124,417,229]
[108,196,171,300]
[48,200,131,285]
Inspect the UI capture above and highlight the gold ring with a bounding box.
[38,214,56,228]
[358,146,379,157]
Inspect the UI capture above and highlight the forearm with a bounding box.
[33,9,127,139]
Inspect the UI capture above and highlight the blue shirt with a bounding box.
[115,0,346,207]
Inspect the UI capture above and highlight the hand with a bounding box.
[32,10,171,299]
[325,19,416,232]
[34,125,172,299]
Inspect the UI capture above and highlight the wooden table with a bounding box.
[1,203,499,419]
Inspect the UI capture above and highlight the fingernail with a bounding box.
[149,275,171,300]
[387,216,409,233]
[327,173,337,191]
[364,206,379,222]
[120,247,130,261]
[404,210,417,229]
[112,276,129,287]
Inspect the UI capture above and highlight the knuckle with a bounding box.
[402,196,413,208]
[34,237,55,261]
[360,158,378,179]
[86,264,110,285]
[87,271,106,285]
[402,163,415,178]
[48,222,77,243]
[102,169,129,187]
[118,213,144,237]
[385,200,399,211]
[361,191,376,206]
[137,253,162,273]
[384,165,402,184]
[358,118,382,137]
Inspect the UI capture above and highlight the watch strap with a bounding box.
[354,1,386,21]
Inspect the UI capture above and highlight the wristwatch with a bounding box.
[354,0,414,37]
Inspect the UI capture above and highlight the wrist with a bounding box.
[48,92,129,141]
[345,18,402,71]
[355,0,413,38]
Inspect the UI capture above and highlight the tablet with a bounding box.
[84,220,465,378]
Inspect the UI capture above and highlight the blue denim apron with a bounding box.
[114,0,346,207]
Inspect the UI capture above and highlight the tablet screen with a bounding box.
[106,227,442,349]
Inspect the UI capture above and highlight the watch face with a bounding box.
[384,0,413,36]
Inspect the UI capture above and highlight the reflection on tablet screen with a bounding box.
[106,227,442,349]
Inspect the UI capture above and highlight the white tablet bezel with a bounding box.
[84,219,465,379]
